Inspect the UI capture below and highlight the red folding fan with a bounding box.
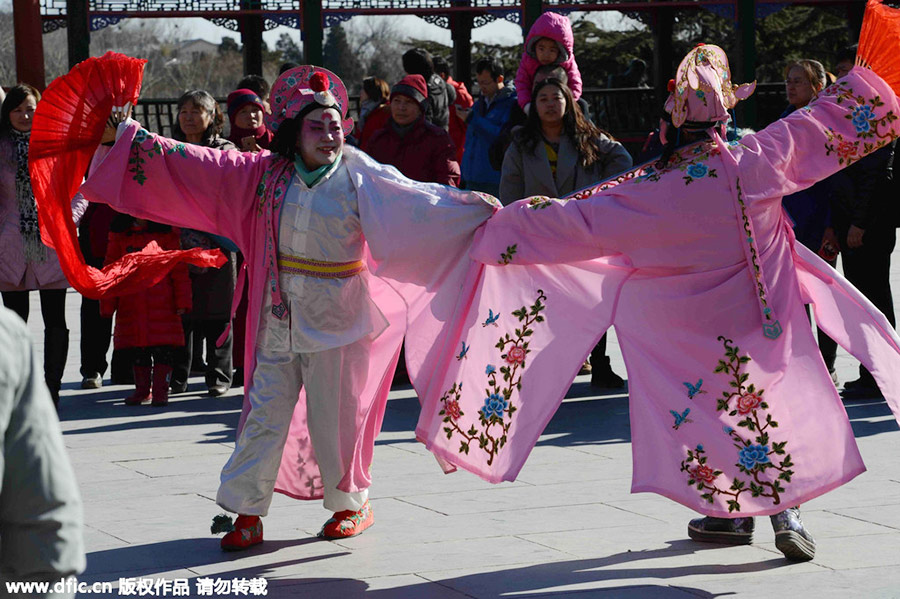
[29,52,224,300]
[858,0,900,96]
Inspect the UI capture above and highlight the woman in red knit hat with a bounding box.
[363,74,460,186]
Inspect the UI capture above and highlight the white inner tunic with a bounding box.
[256,162,389,353]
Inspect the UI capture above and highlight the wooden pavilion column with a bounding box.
[521,0,541,36]
[451,11,473,88]
[240,0,264,75]
[736,0,757,128]
[846,1,865,37]
[67,0,91,69]
[12,0,45,89]
[303,0,324,67]
[651,1,674,102]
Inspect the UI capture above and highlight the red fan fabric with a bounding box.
[858,0,900,96]
[28,52,225,300]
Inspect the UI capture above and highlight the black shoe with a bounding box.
[688,516,754,545]
[232,368,244,388]
[81,372,103,389]
[771,507,815,561]
[208,383,229,397]
[590,368,626,390]
[842,377,882,398]
[170,379,188,394]
[589,353,625,389]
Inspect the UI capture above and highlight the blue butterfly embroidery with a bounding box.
[482,309,500,327]
[670,408,692,430]
[456,341,469,361]
[683,379,706,399]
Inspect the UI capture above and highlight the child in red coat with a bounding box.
[101,215,191,406]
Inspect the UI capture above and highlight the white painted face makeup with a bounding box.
[298,107,343,169]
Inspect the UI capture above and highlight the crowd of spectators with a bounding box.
[0,20,896,408]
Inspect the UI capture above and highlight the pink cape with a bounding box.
[79,129,496,499]
[416,67,900,517]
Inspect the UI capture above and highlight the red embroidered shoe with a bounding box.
[220,515,263,551]
[319,500,374,539]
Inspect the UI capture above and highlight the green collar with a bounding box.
[294,152,342,187]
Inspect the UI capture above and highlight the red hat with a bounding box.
[226,88,265,121]
[391,74,428,106]
[267,66,353,135]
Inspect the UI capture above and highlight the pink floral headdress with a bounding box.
[266,66,353,135]
[664,44,756,129]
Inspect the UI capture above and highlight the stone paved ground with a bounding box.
[20,245,900,599]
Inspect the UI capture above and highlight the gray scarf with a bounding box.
[11,129,46,263]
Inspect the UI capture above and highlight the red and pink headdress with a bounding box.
[267,66,353,135]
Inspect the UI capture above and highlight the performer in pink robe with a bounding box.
[80,66,496,549]
[415,38,900,562]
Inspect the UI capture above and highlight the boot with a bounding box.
[220,515,263,551]
[44,327,69,409]
[687,515,754,545]
[125,366,152,405]
[152,364,172,406]
[770,507,816,561]
[319,500,374,539]
[590,354,626,390]
[842,369,881,398]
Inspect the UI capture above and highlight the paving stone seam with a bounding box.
[412,573,481,599]
[84,524,132,545]
[593,501,671,524]
[510,534,584,559]
[820,509,900,531]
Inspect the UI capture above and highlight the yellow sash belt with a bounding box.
[277,253,365,279]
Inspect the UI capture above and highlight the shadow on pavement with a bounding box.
[81,538,777,598]
[58,387,243,443]
[62,374,896,450]
[842,398,900,438]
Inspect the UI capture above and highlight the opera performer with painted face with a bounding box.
[82,66,497,550]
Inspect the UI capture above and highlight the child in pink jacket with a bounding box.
[514,12,583,111]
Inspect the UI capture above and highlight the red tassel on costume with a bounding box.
[28,52,225,300]
[857,0,900,96]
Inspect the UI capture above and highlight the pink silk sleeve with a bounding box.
[736,66,900,207]
[79,121,270,251]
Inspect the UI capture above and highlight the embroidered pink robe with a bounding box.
[79,129,495,500]
[416,67,900,517]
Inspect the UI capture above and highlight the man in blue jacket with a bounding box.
[459,58,517,197]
